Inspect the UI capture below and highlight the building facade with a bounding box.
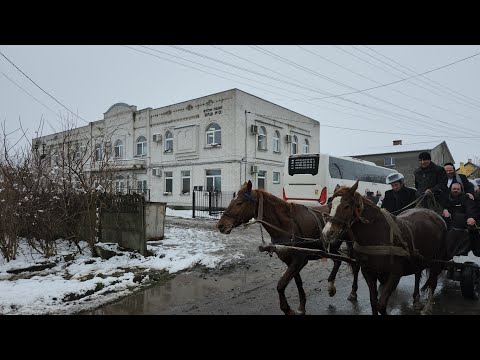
[346,140,454,187]
[33,89,320,208]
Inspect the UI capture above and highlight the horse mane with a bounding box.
[255,188,294,217]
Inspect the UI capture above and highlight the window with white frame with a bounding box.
[94,144,102,162]
[115,176,125,193]
[258,126,267,150]
[303,139,309,153]
[165,131,173,152]
[181,170,190,194]
[273,130,280,152]
[164,171,173,193]
[114,139,124,159]
[258,170,266,189]
[136,136,147,156]
[206,169,221,192]
[291,135,298,154]
[206,123,221,145]
[273,171,280,184]
[136,180,147,194]
[384,157,395,166]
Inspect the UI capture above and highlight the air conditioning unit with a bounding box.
[194,186,203,191]
[285,134,292,143]
[250,165,258,174]
[153,134,162,142]
[250,125,258,134]
[152,168,162,177]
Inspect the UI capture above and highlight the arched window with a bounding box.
[206,123,221,145]
[165,131,173,152]
[273,130,280,152]
[94,144,102,161]
[291,135,298,154]
[136,136,147,156]
[303,138,309,153]
[114,139,124,159]
[258,126,267,150]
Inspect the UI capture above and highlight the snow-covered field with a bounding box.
[0,209,245,315]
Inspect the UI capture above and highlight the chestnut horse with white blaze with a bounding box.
[322,180,448,315]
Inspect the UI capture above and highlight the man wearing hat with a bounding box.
[414,151,449,211]
[382,172,417,214]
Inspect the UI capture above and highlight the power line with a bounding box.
[315,47,480,100]
[250,45,480,137]
[298,45,480,123]
[362,45,480,107]
[0,50,89,124]
[334,45,480,112]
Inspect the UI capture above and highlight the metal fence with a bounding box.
[192,190,236,220]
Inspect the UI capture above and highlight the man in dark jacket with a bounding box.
[444,162,475,199]
[443,182,478,256]
[382,172,417,214]
[414,151,449,211]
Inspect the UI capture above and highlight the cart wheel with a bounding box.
[460,262,479,300]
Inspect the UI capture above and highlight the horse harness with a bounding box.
[327,193,421,260]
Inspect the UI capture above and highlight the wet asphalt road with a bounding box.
[89,217,480,315]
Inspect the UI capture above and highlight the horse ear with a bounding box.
[247,180,252,192]
[349,180,359,194]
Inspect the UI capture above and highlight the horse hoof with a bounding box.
[295,309,306,315]
[420,308,431,315]
[413,302,424,311]
[347,293,358,302]
[328,286,336,297]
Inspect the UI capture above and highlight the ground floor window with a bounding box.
[165,171,173,193]
[136,180,147,194]
[258,170,266,189]
[206,169,221,192]
[273,171,280,184]
[181,170,190,194]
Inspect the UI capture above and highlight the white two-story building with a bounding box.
[33,88,320,208]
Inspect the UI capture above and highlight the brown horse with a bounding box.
[217,180,360,315]
[322,180,448,315]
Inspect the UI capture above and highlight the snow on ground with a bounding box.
[0,209,244,315]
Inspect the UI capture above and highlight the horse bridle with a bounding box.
[325,194,369,234]
[222,191,258,226]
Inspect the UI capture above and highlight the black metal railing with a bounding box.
[192,190,235,220]
[128,188,151,202]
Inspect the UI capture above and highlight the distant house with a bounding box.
[457,159,480,179]
[344,140,454,187]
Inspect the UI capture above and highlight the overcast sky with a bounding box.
[1,45,479,166]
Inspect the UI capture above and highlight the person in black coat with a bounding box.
[381,172,417,214]
[414,151,449,210]
[444,162,475,199]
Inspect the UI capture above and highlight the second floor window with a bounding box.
[165,131,173,152]
[273,130,280,152]
[291,135,298,154]
[303,139,309,153]
[136,136,147,156]
[206,123,221,145]
[114,139,124,159]
[273,171,280,184]
[258,126,267,150]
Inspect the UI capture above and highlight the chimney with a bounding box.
[460,162,465,171]
[393,140,402,146]
[468,158,472,163]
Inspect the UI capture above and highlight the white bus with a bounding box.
[282,153,397,207]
